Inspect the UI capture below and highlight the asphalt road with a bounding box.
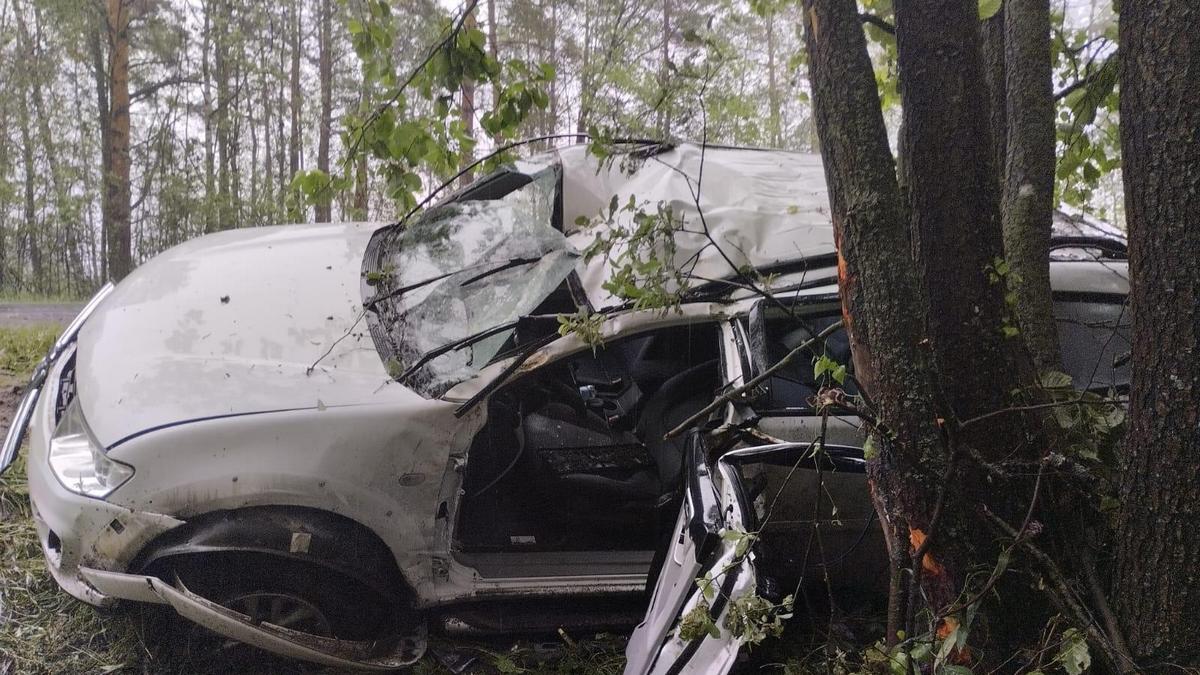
[0,303,82,328]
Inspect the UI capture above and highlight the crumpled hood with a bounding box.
[76,222,419,448]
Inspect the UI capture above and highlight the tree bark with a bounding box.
[459,10,477,184]
[1000,0,1059,372]
[315,0,332,223]
[894,0,1031,443]
[980,4,1006,187]
[801,0,958,627]
[89,4,111,280]
[104,0,132,281]
[766,9,780,148]
[289,0,302,184]
[1115,0,1200,665]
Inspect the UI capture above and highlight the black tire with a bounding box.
[158,551,402,642]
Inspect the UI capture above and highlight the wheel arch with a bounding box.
[129,505,412,604]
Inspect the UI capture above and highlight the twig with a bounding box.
[859,12,895,34]
[982,506,1127,675]
[1080,548,1137,674]
[662,319,844,439]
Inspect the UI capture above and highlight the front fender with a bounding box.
[131,505,407,601]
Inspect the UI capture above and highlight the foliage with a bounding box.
[291,0,553,215]
[580,194,691,312]
[557,308,606,351]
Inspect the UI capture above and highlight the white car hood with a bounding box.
[76,222,416,447]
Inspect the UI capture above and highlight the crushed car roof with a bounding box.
[550,143,838,308]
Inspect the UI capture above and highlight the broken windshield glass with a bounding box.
[371,166,579,398]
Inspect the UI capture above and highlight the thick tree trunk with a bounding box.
[315,0,332,223]
[1000,0,1059,372]
[104,0,132,281]
[487,0,499,113]
[1115,1,1200,665]
[894,0,1030,444]
[202,2,216,233]
[801,0,958,630]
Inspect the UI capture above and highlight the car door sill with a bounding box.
[454,549,654,580]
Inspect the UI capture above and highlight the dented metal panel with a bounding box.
[555,144,836,309]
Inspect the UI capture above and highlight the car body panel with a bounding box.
[76,221,397,448]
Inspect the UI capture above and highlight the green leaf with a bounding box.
[1057,628,1091,675]
[978,0,1002,20]
[863,436,879,461]
[1040,370,1074,389]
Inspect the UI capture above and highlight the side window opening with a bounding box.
[1053,295,1131,393]
[747,302,856,413]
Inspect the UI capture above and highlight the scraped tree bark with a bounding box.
[1114,0,1200,665]
[103,0,132,280]
[1000,0,1059,371]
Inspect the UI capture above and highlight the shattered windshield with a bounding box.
[367,166,580,398]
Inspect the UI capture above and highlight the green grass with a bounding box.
[0,324,628,674]
[0,324,59,377]
[0,291,86,304]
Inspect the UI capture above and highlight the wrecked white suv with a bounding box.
[0,143,1130,672]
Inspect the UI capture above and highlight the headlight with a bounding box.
[48,399,133,499]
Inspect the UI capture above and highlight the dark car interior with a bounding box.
[455,323,721,552]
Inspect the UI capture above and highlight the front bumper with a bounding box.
[24,351,183,605]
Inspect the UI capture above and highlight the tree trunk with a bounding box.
[459,10,477,184]
[765,9,780,148]
[487,0,499,113]
[315,0,332,223]
[801,0,956,635]
[104,0,132,281]
[894,0,1030,442]
[1114,0,1200,665]
[289,0,302,183]
[90,4,111,281]
[980,4,1006,186]
[19,77,43,290]
[656,0,670,137]
[202,1,216,232]
[214,0,233,230]
[1001,0,1059,372]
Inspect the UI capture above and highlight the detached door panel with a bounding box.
[624,436,756,675]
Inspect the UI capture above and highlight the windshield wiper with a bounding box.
[394,320,520,383]
[457,256,542,287]
[365,257,546,313]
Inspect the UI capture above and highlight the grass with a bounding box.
[0,324,59,376]
[0,324,629,674]
[0,291,86,305]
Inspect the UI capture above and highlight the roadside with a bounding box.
[0,303,84,329]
